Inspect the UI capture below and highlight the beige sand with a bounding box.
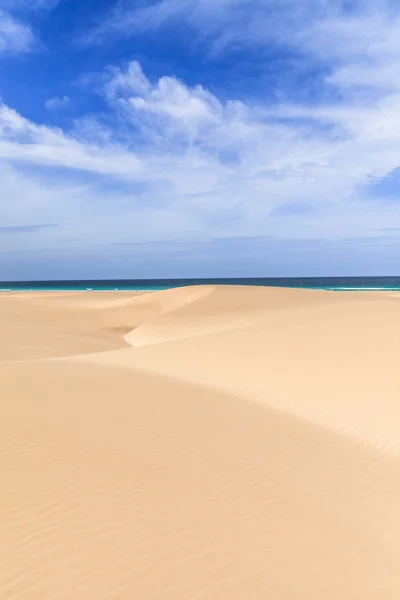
[1,285,400,599]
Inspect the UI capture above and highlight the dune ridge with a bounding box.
[1,285,400,598]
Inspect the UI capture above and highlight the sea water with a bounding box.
[1,276,400,292]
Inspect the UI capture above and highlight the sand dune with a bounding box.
[1,285,400,598]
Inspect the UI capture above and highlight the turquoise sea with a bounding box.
[1,277,400,292]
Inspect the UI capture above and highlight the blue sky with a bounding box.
[1,0,400,279]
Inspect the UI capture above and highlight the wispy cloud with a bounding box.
[45,95,70,110]
[0,0,59,54]
[0,224,57,233]
[86,0,301,47]
[0,9,34,53]
[85,0,385,59]
[0,0,59,8]
[0,104,143,176]
[87,0,400,102]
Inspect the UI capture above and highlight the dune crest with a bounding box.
[126,284,350,347]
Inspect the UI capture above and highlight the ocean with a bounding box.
[1,276,400,292]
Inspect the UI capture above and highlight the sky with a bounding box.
[1,0,400,280]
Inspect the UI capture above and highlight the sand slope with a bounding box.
[1,286,400,598]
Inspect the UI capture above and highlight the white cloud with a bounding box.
[45,95,70,110]
[1,56,400,268]
[0,0,59,55]
[0,9,33,53]
[101,61,400,204]
[87,0,346,52]
[88,0,400,100]
[0,104,143,175]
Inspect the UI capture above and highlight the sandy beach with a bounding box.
[1,285,400,599]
